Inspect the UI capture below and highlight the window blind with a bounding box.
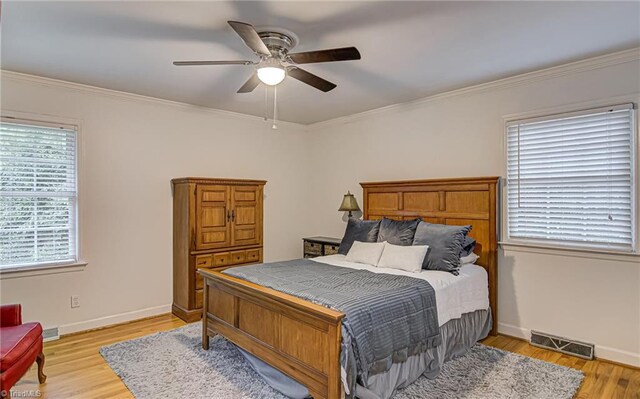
[506,104,635,251]
[0,120,78,267]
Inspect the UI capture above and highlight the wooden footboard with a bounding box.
[199,269,345,399]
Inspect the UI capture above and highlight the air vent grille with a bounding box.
[530,330,594,360]
[43,327,60,342]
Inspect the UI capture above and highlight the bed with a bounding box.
[199,176,499,399]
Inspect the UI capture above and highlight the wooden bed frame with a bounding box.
[199,176,499,399]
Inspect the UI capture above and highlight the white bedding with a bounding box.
[310,254,489,327]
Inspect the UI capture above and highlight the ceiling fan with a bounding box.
[173,21,361,93]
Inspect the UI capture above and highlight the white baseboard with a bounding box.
[58,304,172,335]
[593,345,640,368]
[498,322,640,368]
[497,322,530,340]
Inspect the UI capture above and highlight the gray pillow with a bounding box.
[413,222,471,275]
[338,218,381,255]
[377,218,421,246]
[459,236,476,257]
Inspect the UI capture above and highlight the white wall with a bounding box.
[1,50,639,367]
[306,55,640,366]
[0,73,312,333]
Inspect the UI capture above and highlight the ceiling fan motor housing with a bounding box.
[258,30,298,57]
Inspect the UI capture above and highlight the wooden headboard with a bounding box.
[361,176,499,335]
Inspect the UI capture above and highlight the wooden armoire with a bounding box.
[171,177,266,322]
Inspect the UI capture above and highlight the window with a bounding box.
[506,104,636,252]
[0,119,78,268]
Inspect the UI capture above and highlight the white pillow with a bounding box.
[460,252,480,265]
[377,242,429,273]
[345,241,386,266]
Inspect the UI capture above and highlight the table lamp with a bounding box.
[338,191,361,218]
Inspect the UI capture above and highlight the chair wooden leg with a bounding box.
[36,352,47,384]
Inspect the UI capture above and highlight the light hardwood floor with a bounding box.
[11,313,640,399]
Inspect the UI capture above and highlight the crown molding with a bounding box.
[0,70,304,130]
[306,47,640,131]
[2,47,638,129]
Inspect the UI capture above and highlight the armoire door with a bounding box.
[231,186,262,247]
[195,185,231,250]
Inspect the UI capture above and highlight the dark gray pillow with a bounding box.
[338,218,381,255]
[377,218,421,246]
[459,236,476,257]
[413,222,471,275]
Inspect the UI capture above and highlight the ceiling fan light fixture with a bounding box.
[173,21,360,93]
[257,66,286,86]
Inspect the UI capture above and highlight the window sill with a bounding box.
[499,242,640,264]
[0,261,88,279]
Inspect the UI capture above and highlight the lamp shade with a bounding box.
[338,191,361,213]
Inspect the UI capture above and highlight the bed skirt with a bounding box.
[238,308,492,399]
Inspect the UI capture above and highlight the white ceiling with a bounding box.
[2,1,639,124]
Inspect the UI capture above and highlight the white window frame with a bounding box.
[500,99,639,257]
[0,111,86,277]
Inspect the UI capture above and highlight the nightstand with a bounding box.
[302,236,342,258]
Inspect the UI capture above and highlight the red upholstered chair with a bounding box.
[0,304,46,397]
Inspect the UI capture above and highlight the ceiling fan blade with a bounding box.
[288,47,361,64]
[173,61,254,66]
[237,73,261,93]
[287,67,336,92]
[228,21,271,56]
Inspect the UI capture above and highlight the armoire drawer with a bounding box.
[246,248,261,263]
[230,250,246,264]
[213,252,232,267]
[195,254,213,268]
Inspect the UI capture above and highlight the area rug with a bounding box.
[100,322,584,399]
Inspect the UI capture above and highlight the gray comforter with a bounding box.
[223,259,441,386]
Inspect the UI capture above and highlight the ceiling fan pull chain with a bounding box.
[272,86,278,130]
[264,86,268,121]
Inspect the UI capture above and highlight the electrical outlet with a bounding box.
[71,295,80,308]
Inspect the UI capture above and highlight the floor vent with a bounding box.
[43,327,60,342]
[530,330,594,360]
